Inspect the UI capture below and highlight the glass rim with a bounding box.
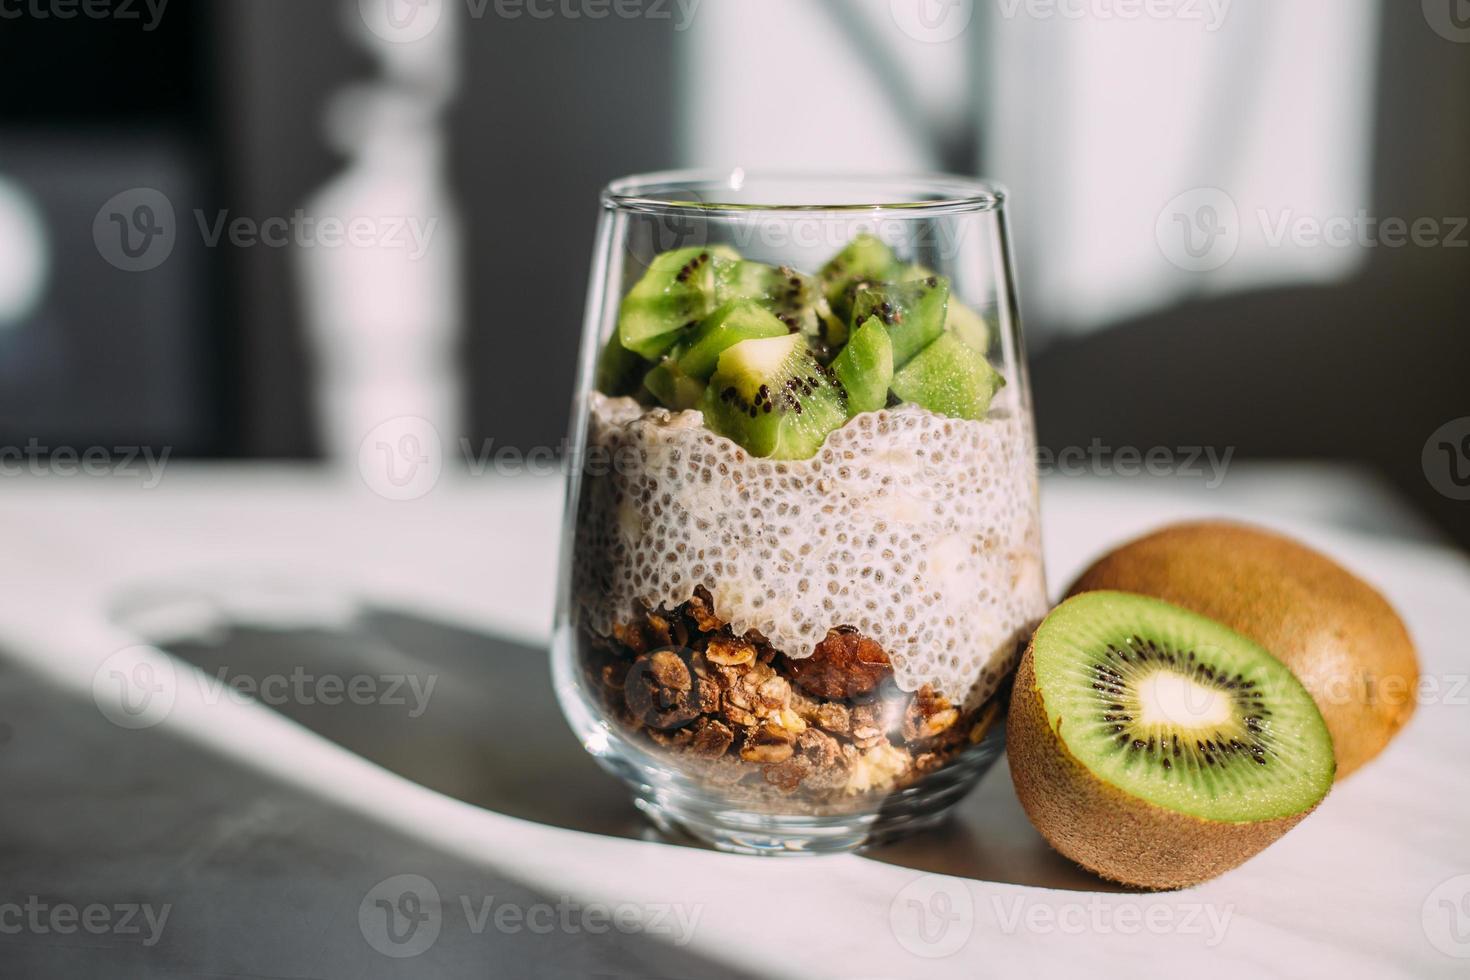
[602,169,1007,217]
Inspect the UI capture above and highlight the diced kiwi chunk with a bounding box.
[903,263,991,353]
[643,358,705,410]
[820,234,904,329]
[890,332,1003,421]
[676,300,789,380]
[831,316,893,417]
[715,261,841,344]
[594,330,646,397]
[700,333,848,459]
[944,300,992,354]
[850,276,950,367]
[617,246,731,359]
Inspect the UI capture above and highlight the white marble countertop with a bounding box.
[0,461,1465,978]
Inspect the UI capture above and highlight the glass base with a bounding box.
[626,740,998,855]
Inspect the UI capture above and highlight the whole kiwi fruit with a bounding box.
[1067,520,1419,779]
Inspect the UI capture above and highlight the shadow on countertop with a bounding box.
[135,599,1113,892]
[0,650,761,979]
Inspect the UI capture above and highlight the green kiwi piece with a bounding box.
[700,333,848,459]
[715,261,841,345]
[903,263,991,354]
[830,316,894,417]
[820,234,905,330]
[889,332,1003,421]
[594,330,646,397]
[643,358,705,410]
[617,246,732,359]
[944,300,992,354]
[677,300,790,380]
[850,275,950,367]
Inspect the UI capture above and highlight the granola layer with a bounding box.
[582,589,1003,807]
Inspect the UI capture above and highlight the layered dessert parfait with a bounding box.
[572,235,1046,811]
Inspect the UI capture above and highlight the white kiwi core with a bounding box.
[1137,670,1233,729]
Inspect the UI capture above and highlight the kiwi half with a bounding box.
[1007,591,1335,890]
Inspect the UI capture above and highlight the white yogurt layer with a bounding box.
[573,391,1048,706]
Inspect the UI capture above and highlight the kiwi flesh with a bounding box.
[819,234,904,330]
[902,264,991,354]
[890,332,1003,421]
[643,358,705,410]
[617,246,730,359]
[830,316,894,417]
[676,300,790,380]
[700,333,847,459]
[1067,521,1420,779]
[716,261,841,346]
[1007,591,1335,890]
[594,329,646,398]
[850,276,950,367]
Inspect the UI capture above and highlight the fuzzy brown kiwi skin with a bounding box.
[1066,520,1419,780]
[1006,643,1328,891]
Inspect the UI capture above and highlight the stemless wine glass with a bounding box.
[552,171,1047,854]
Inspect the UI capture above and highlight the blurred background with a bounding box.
[0,0,1466,545]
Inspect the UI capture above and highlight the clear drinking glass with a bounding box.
[552,171,1047,854]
